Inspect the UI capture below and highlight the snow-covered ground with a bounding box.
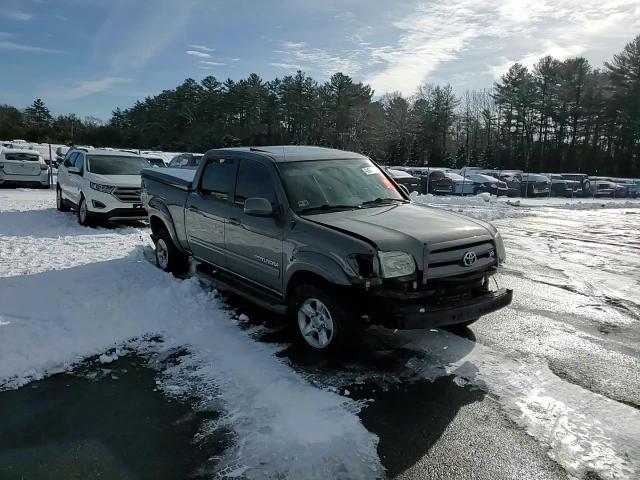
[1,188,639,479]
[411,191,640,222]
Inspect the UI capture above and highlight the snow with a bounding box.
[397,327,640,480]
[411,192,525,221]
[410,192,640,222]
[0,189,383,479]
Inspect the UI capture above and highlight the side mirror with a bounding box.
[68,166,81,174]
[244,197,274,217]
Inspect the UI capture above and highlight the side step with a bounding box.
[195,263,288,315]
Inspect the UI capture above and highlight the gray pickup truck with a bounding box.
[141,146,512,351]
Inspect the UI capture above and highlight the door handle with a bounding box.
[188,205,199,212]
[228,217,241,225]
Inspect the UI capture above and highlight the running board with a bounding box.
[195,263,288,315]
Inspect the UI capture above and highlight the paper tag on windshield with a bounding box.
[298,200,309,208]
[362,166,378,175]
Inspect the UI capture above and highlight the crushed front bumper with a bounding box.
[378,288,513,329]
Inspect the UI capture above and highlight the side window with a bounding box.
[234,160,277,206]
[64,152,78,168]
[200,158,237,200]
[74,153,84,171]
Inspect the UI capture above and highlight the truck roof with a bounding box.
[218,145,366,163]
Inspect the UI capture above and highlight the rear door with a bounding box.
[224,158,284,292]
[185,157,237,268]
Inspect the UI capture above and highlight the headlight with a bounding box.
[90,182,115,193]
[378,251,416,278]
[495,231,506,264]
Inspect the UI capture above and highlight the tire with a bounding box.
[77,195,95,226]
[289,284,361,352]
[56,186,70,212]
[154,229,189,275]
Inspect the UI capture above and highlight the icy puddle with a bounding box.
[0,354,226,479]
[394,328,640,480]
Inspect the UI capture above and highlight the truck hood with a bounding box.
[307,203,495,256]
[87,173,141,187]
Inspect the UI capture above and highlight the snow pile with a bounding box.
[500,197,640,210]
[0,191,382,479]
[398,328,640,480]
[411,192,524,222]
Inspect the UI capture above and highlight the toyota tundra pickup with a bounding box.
[141,146,512,351]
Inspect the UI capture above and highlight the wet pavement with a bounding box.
[1,206,639,479]
[0,355,227,480]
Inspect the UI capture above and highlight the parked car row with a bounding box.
[389,165,639,198]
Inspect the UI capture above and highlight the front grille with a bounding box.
[112,187,142,203]
[425,241,496,280]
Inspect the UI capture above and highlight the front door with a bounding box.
[185,157,237,269]
[224,158,284,293]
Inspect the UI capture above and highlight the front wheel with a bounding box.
[155,229,189,275]
[56,186,70,212]
[289,284,360,351]
[77,196,94,226]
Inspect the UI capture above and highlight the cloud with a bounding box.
[43,77,132,101]
[108,0,203,71]
[6,12,33,21]
[0,41,64,54]
[276,40,365,76]
[365,0,640,95]
[268,62,303,70]
[187,44,215,52]
[199,60,226,66]
[186,50,211,58]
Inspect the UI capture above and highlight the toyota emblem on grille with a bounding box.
[462,251,477,267]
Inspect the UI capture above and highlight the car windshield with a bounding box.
[278,158,405,213]
[86,155,150,175]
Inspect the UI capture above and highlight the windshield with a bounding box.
[278,158,404,213]
[86,155,150,175]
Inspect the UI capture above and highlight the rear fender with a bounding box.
[148,199,185,252]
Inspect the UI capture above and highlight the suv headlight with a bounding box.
[90,182,115,193]
[378,251,416,278]
[495,231,506,264]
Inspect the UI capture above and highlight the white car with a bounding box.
[56,148,151,225]
[0,148,49,188]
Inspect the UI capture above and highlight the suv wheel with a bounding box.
[77,195,94,226]
[290,284,360,351]
[155,229,189,275]
[56,186,70,212]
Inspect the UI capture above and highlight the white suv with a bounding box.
[0,148,50,188]
[56,148,151,225]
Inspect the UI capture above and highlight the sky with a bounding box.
[1,0,639,119]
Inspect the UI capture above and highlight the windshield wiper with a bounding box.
[359,197,408,207]
[298,204,361,215]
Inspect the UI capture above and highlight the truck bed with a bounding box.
[141,167,195,190]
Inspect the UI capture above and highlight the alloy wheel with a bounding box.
[297,298,335,349]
